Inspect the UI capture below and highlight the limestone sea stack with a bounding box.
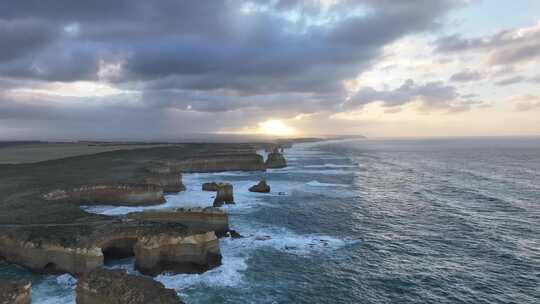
[212,183,234,207]
[42,184,165,206]
[249,180,271,193]
[265,149,287,169]
[0,280,31,304]
[202,182,219,191]
[76,268,183,304]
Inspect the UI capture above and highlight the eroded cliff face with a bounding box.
[0,220,222,276]
[135,231,221,275]
[0,235,102,275]
[128,208,229,236]
[144,173,186,193]
[42,184,165,206]
[0,280,31,304]
[169,153,265,173]
[76,268,183,304]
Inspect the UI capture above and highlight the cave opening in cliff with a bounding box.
[101,238,138,264]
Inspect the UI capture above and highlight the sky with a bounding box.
[0,0,539,140]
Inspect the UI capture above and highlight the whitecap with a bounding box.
[304,164,357,168]
[306,180,348,188]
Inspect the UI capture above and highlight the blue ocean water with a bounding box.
[2,138,540,303]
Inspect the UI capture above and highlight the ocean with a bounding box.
[2,137,539,303]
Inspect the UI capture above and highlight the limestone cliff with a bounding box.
[76,268,183,304]
[0,280,31,304]
[144,173,186,193]
[170,153,265,173]
[128,207,229,236]
[135,230,221,275]
[42,184,165,206]
[0,220,222,276]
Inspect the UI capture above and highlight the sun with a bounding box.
[258,119,295,136]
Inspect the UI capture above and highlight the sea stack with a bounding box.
[202,182,220,191]
[0,280,31,304]
[249,180,271,193]
[265,148,287,169]
[76,268,183,304]
[213,183,234,207]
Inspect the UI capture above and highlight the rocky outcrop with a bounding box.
[76,268,183,304]
[249,180,270,193]
[43,184,165,206]
[168,153,265,173]
[265,149,287,169]
[0,220,221,276]
[0,280,31,304]
[128,207,230,237]
[212,183,234,207]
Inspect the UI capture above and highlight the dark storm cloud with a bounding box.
[433,22,540,65]
[0,0,466,139]
[0,19,59,63]
[449,70,482,82]
[1,0,463,88]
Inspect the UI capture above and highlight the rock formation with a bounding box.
[144,173,185,193]
[212,183,234,207]
[249,180,270,193]
[135,230,221,275]
[202,182,219,191]
[144,163,186,193]
[0,220,221,276]
[265,148,287,169]
[43,184,165,206]
[128,207,230,237]
[76,268,183,304]
[0,280,31,304]
[167,153,265,172]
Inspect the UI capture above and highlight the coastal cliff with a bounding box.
[144,173,186,193]
[76,268,183,304]
[42,184,165,206]
[128,207,230,236]
[0,280,31,304]
[169,153,265,173]
[0,220,221,276]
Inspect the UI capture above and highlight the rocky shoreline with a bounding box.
[0,142,290,303]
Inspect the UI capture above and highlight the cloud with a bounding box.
[0,19,59,63]
[345,79,477,112]
[0,0,475,139]
[434,21,540,65]
[449,70,482,82]
[510,95,540,112]
[495,76,525,86]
